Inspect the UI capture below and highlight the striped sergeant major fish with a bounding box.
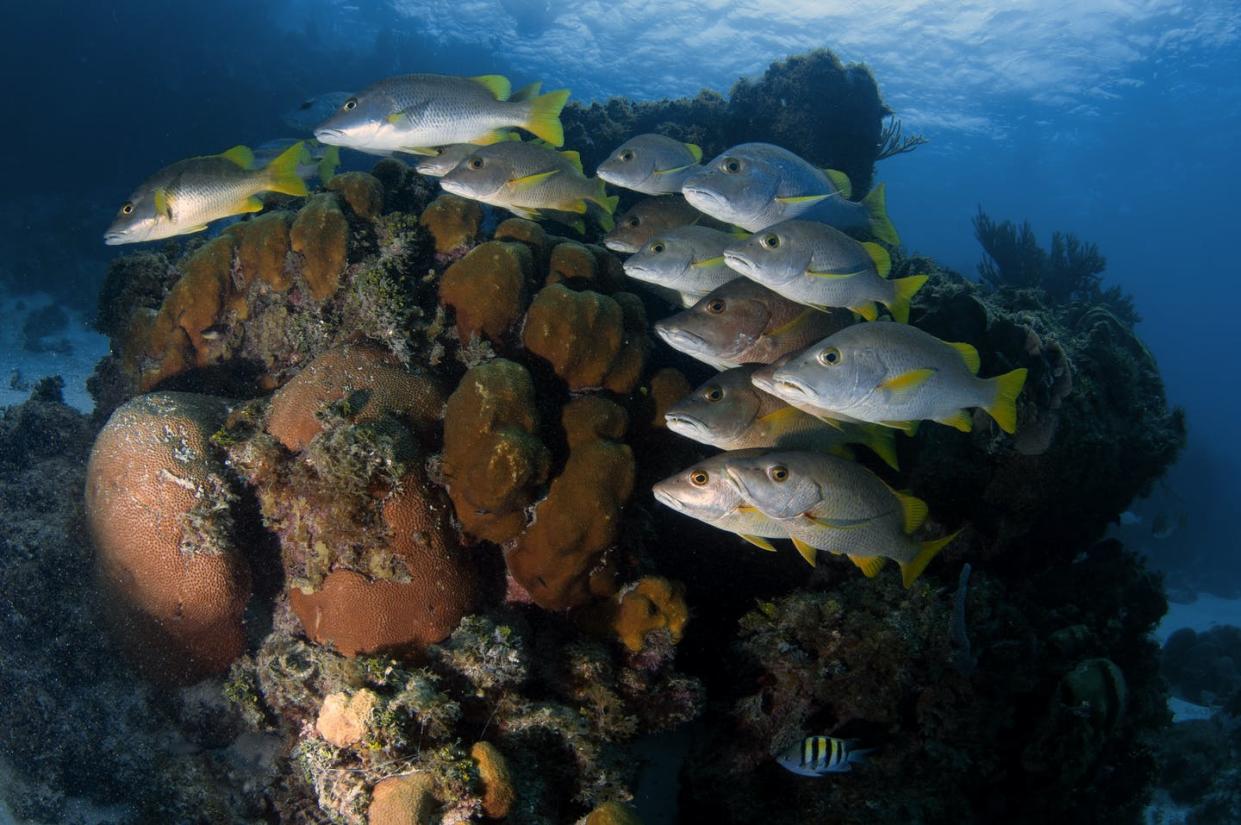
[776,736,874,776]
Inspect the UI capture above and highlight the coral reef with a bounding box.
[4,47,1188,825]
[1162,625,1241,706]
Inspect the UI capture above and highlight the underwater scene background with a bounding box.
[1,1,1239,823]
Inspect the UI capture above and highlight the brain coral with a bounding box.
[266,343,445,453]
[289,467,478,657]
[85,392,250,684]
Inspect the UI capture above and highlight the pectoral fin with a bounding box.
[153,188,172,219]
[654,163,694,176]
[776,193,830,205]
[806,268,864,280]
[398,146,440,156]
[685,143,703,162]
[824,169,853,198]
[509,169,560,189]
[691,255,726,269]
[878,368,936,394]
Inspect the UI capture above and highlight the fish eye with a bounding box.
[625,216,640,227]
[705,386,723,402]
[342,97,358,111]
[468,157,484,170]
[817,347,842,366]
[650,241,666,254]
[619,149,635,161]
[689,469,710,486]
[722,157,742,174]
[769,465,789,482]
[705,298,726,314]
[761,234,780,249]
[120,202,134,215]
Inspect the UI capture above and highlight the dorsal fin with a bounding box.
[685,143,703,162]
[559,150,584,174]
[471,74,512,100]
[510,81,541,102]
[220,145,254,169]
[948,342,980,374]
[862,242,891,278]
[824,169,852,198]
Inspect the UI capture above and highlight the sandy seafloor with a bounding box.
[0,298,1232,825]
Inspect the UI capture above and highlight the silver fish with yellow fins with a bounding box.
[596,133,704,195]
[623,226,744,306]
[653,278,853,370]
[604,195,727,254]
[723,450,958,585]
[770,322,1029,434]
[682,142,899,243]
[777,736,874,776]
[439,141,619,232]
[664,366,899,470]
[651,450,792,553]
[724,219,927,322]
[313,73,569,156]
[104,142,308,245]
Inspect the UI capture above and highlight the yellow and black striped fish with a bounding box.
[776,736,873,776]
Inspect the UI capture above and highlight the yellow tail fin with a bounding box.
[985,367,1028,434]
[862,183,900,246]
[899,529,960,588]
[524,88,570,146]
[883,274,928,324]
[318,145,341,183]
[265,140,310,197]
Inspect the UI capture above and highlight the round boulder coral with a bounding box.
[85,392,250,684]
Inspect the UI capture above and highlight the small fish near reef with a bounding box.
[603,195,726,254]
[652,450,793,553]
[104,142,308,245]
[664,365,899,470]
[413,138,517,177]
[596,133,704,195]
[724,219,927,322]
[653,277,853,370]
[722,450,958,584]
[439,141,619,232]
[682,142,899,243]
[313,73,569,156]
[623,225,744,306]
[777,736,875,776]
[770,322,1029,434]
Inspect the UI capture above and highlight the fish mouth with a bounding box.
[438,178,470,197]
[102,231,127,246]
[773,374,814,400]
[621,262,658,284]
[595,166,624,186]
[313,127,346,145]
[652,485,685,513]
[723,252,757,277]
[654,323,705,352]
[682,185,722,209]
[603,237,638,254]
[663,413,708,438]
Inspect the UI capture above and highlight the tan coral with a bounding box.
[316,689,380,747]
[438,241,534,344]
[494,217,551,271]
[368,773,439,825]
[521,285,650,394]
[289,468,477,657]
[546,241,625,292]
[506,397,635,611]
[85,392,249,684]
[583,801,643,825]
[420,193,483,255]
[470,741,516,818]
[647,368,692,429]
[224,210,295,294]
[610,577,690,653]
[266,344,445,453]
[441,359,550,544]
[290,192,350,301]
[327,171,385,220]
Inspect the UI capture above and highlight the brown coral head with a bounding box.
[289,471,477,658]
[85,392,250,684]
[266,343,445,453]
